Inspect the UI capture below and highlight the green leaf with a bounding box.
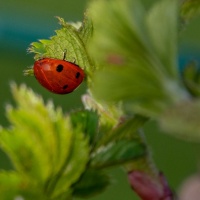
[97,115,149,146]
[78,13,94,46]
[180,0,200,23]
[0,83,89,199]
[29,40,50,56]
[2,84,74,182]
[70,110,99,145]
[160,99,200,142]
[0,171,47,200]
[73,169,110,198]
[82,94,123,130]
[146,0,178,78]
[47,128,89,199]
[89,0,148,67]
[0,172,22,199]
[89,0,188,117]
[27,16,94,78]
[91,140,146,168]
[91,117,147,168]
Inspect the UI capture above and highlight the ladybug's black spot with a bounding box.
[56,64,64,72]
[63,85,68,90]
[76,72,80,79]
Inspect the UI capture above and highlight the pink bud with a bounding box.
[128,171,173,200]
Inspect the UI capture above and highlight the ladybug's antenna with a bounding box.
[63,50,67,60]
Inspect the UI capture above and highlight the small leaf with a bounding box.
[73,169,110,198]
[91,140,146,168]
[91,117,147,168]
[70,110,99,145]
[98,115,149,146]
[82,94,123,129]
[82,94,127,151]
[29,40,50,56]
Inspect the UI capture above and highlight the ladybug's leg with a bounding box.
[62,50,67,60]
[62,49,76,64]
[72,58,76,64]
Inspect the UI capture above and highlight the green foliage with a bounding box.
[91,140,145,168]
[73,169,110,198]
[0,172,24,200]
[0,83,148,199]
[70,110,99,146]
[9,0,200,199]
[89,0,189,117]
[98,116,149,146]
[87,0,200,144]
[0,84,89,199]
[82,94,123,129]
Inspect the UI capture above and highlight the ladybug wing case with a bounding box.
[34,58,84,94]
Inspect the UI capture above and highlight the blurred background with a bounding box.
[0,0,200,199]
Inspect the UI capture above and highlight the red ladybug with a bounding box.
[33,57,84,94]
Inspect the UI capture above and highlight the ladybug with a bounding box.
[33,55,84,94]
